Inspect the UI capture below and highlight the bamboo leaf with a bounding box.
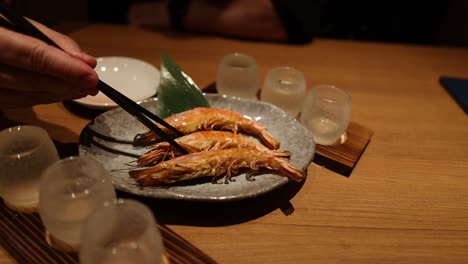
[156,52,210,118]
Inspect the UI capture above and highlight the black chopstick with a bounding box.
[97,80,187,153]
[0,14,16,32]
[0,2,188,154]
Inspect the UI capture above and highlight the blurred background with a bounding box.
[6,0,468,47]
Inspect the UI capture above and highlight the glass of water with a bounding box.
[0,125,59,211]
[80,199,163,264]
[260,66,307,118]
[301,85,351,145]
[216,53,259,100]
[39,156,116,248]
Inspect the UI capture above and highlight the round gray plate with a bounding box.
[79,94,315,201]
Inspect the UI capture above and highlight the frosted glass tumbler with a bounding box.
[80,199,163,264]
[0,125,59,211]
[301,85,351,145]
[216,53,259,100]
[261,66,306,118]
[39,156,116,247]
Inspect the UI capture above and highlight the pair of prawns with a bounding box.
[137,131,290,166]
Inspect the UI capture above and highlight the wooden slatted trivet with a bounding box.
[0,200,217,264]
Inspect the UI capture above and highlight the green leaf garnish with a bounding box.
[156,52,210,118]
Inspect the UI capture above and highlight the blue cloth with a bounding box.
[440,76,468,114]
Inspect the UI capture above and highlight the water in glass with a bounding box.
[261,66,306,118]
[216,53,259,100]
[301,85,351,145]
[0,126,59,210]
[80,199,163,264]
[39,156,116,245]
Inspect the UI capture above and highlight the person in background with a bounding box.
[0,18,98,109]
[89,0,321,44]
[89,0,448,46]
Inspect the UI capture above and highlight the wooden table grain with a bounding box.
[1,24,468,264]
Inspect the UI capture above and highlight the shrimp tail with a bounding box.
[271,157,305,182]
[243,121,280,149]
[270,150,291,159]
[258,129,280,149]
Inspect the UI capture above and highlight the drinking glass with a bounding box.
[216,53,259,100]
[80,199,163,264]
[0,125,59,211]
[39,156,116,247]
[260,66,307,118]
[301,85,351,145]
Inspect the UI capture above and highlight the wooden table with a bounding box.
[1,24,468,263]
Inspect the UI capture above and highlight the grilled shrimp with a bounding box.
[129,148,304,186]
[133,107,280,149]
[137,131,290,166]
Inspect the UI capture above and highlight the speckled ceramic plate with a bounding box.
[78,94,315,201]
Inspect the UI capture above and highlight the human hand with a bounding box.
[0,19,99,109]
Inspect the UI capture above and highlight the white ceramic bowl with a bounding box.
[74,56,160,110]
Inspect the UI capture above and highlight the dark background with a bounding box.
[7,0,468,48]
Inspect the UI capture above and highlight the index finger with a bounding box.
[28,19,97,68]
[0,27,98,91]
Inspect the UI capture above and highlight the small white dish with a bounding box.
[74,56,160,110]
